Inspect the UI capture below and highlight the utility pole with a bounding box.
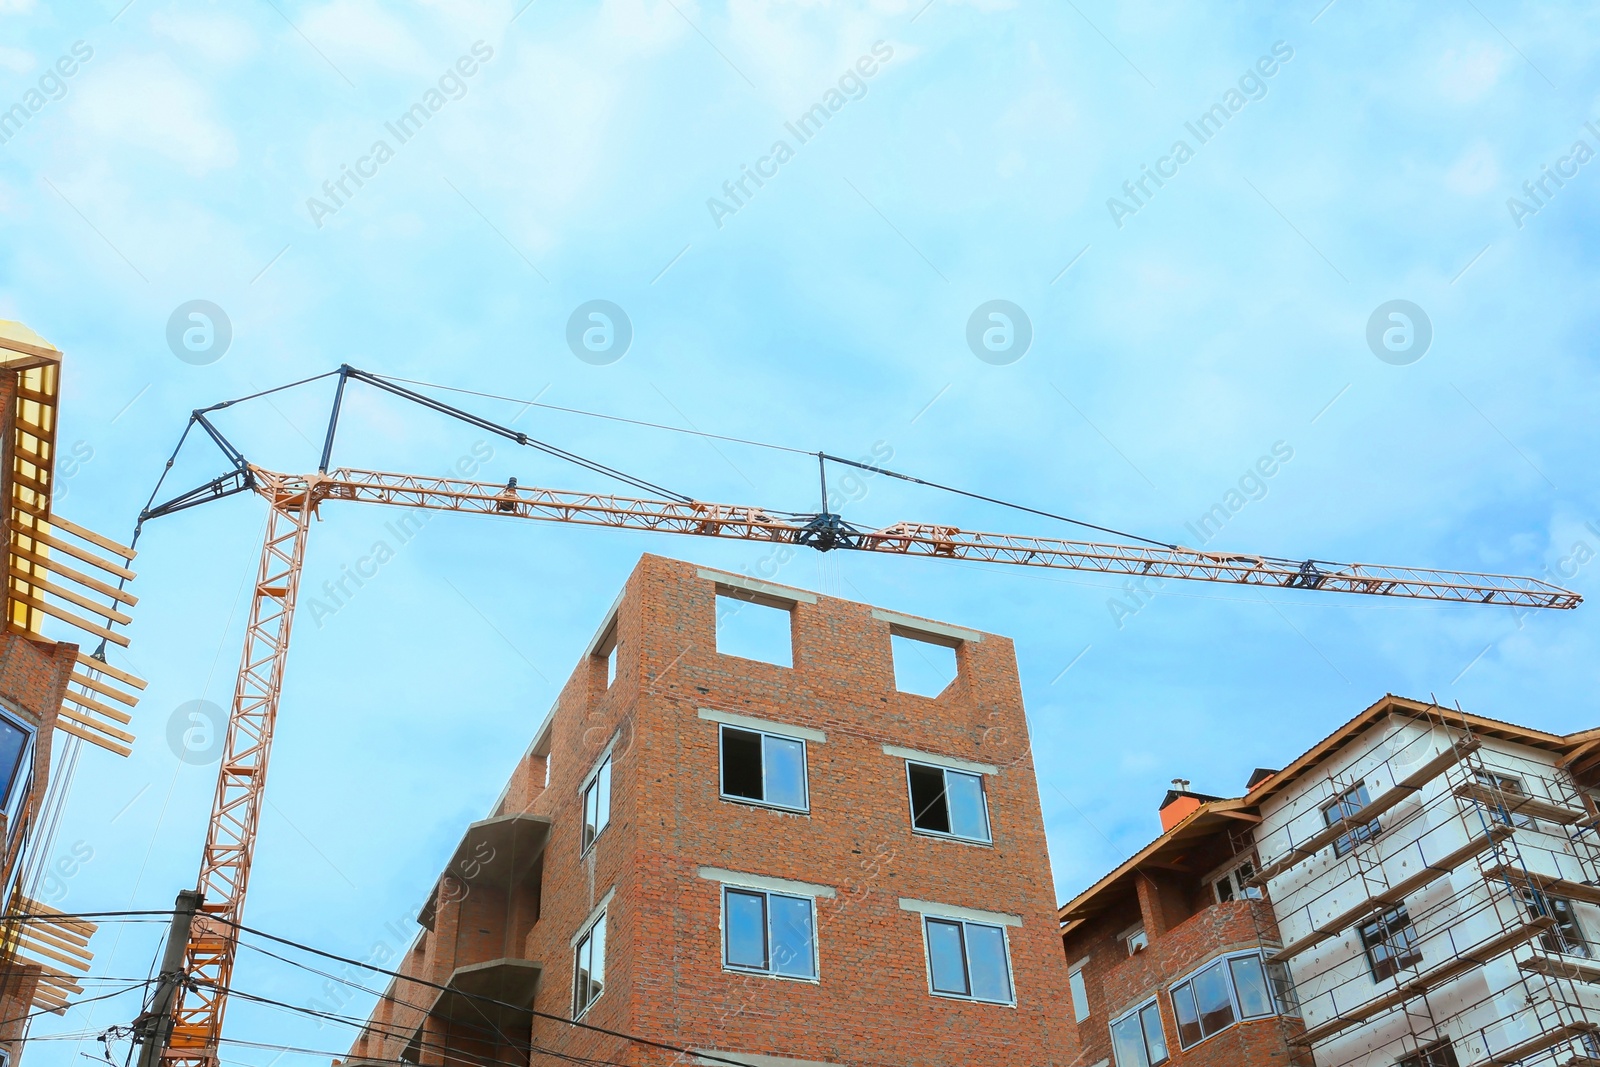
[134,889,202,1067]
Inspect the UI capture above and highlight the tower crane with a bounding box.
[131,366,1580,1067]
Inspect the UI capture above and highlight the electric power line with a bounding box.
[223,917,882,1067]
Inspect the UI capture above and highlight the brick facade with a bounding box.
[342,553,1075,1067]
[0,630,76,871]
[1059,797,1305,1067]
[0,356,79,1063]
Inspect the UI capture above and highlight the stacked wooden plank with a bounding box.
[5,896,95,1014]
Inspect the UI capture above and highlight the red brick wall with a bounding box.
[0,631,76,894]
[346,553,1077,1067]
[1062,893,1303,1067]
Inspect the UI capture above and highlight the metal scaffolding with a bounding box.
[1239,706,1600,1067]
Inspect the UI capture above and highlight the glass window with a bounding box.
[1169,952,1289,1050]
[1110,1000,1168,1067]
[926,919,969,996]
[922,917,1013,1004]
[1359,906,1423,980]
[1266,960,1300,1016]
[722,887,815,979]
[1323,783,1383,856]
[907,762,990,842]
[725,889,768,970]
[1524,891,1589,957]
[581,756,612,852]
[1125,924,1149,955]
[965,923,1011,1003]
[719,726,809,812]
[1170,978,1203,1047]
[1191,959,1235,1034]
[0,713,32,810]
[1398,1038,1460,1067]
[1212,858,1263,904]
[1228,954,1273,1018]
[572,915,606,1017]
[1069,966,1090,1023]
[1476,770,1538,829]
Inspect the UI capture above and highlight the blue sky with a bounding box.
[3,0,1600,1061]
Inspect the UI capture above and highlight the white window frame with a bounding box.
[719,884,820,981]
[1323,781,1382,856]
[1207,855,1263,904]
[1120,921,1148,956]
[1475,768,1539,830]
[580,752,613,855]
[717,723,811,813]
[904,760,992,843]
[1166,950,1287,1051]
[571,911,607,1019]
[1068,955,1091,1022]
[1109,996,1168,1067]
[0,707,35,848]
[918,914,1016,1006]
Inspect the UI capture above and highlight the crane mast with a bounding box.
[140,371,1578,1066]
[165,484,314,1063]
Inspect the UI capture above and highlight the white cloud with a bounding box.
[298,0,433,75]
[0,45,32,73]
[0,0,36,13]
[68,54,238,176]
[149,10,260,65]
[1436,44,1506,103]
[1445,141,1500,196]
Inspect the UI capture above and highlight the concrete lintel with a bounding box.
[698,867,836,899]
[871,608,982,645]
[882,743,999,776]
[698,708,826,743]
[697,568,818,604]
[898,897,1022,928]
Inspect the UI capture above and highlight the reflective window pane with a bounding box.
[945,771,990,841]
[0,717,28,806]
[964,923,1011,1002]
[595,759,611,835]
[1229,955,1272,1018]
[724,890,767,970]
[1111,1013,1149,1067]
[925,919,969,995]
[1140,1002,1169,1064]
[574,938,590,1012]
[1069,968,1089,1022]
[586,917,606,1004]
[573,916,606,1016]
[1266,961,1299,1015]
[768,894,815,978]
[582,783,598,850]
[1170,982,1203,1047]
[1191,960,1236,1036]
[763,736,807,810]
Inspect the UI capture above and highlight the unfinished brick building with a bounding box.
[338,553,1075,1067]
[1058,781,1306,1067]
[0,320,148,1062]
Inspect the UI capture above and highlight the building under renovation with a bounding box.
[1060,694,1600,1067]
[0,321,146,1062]
[337,554,1074,1067]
